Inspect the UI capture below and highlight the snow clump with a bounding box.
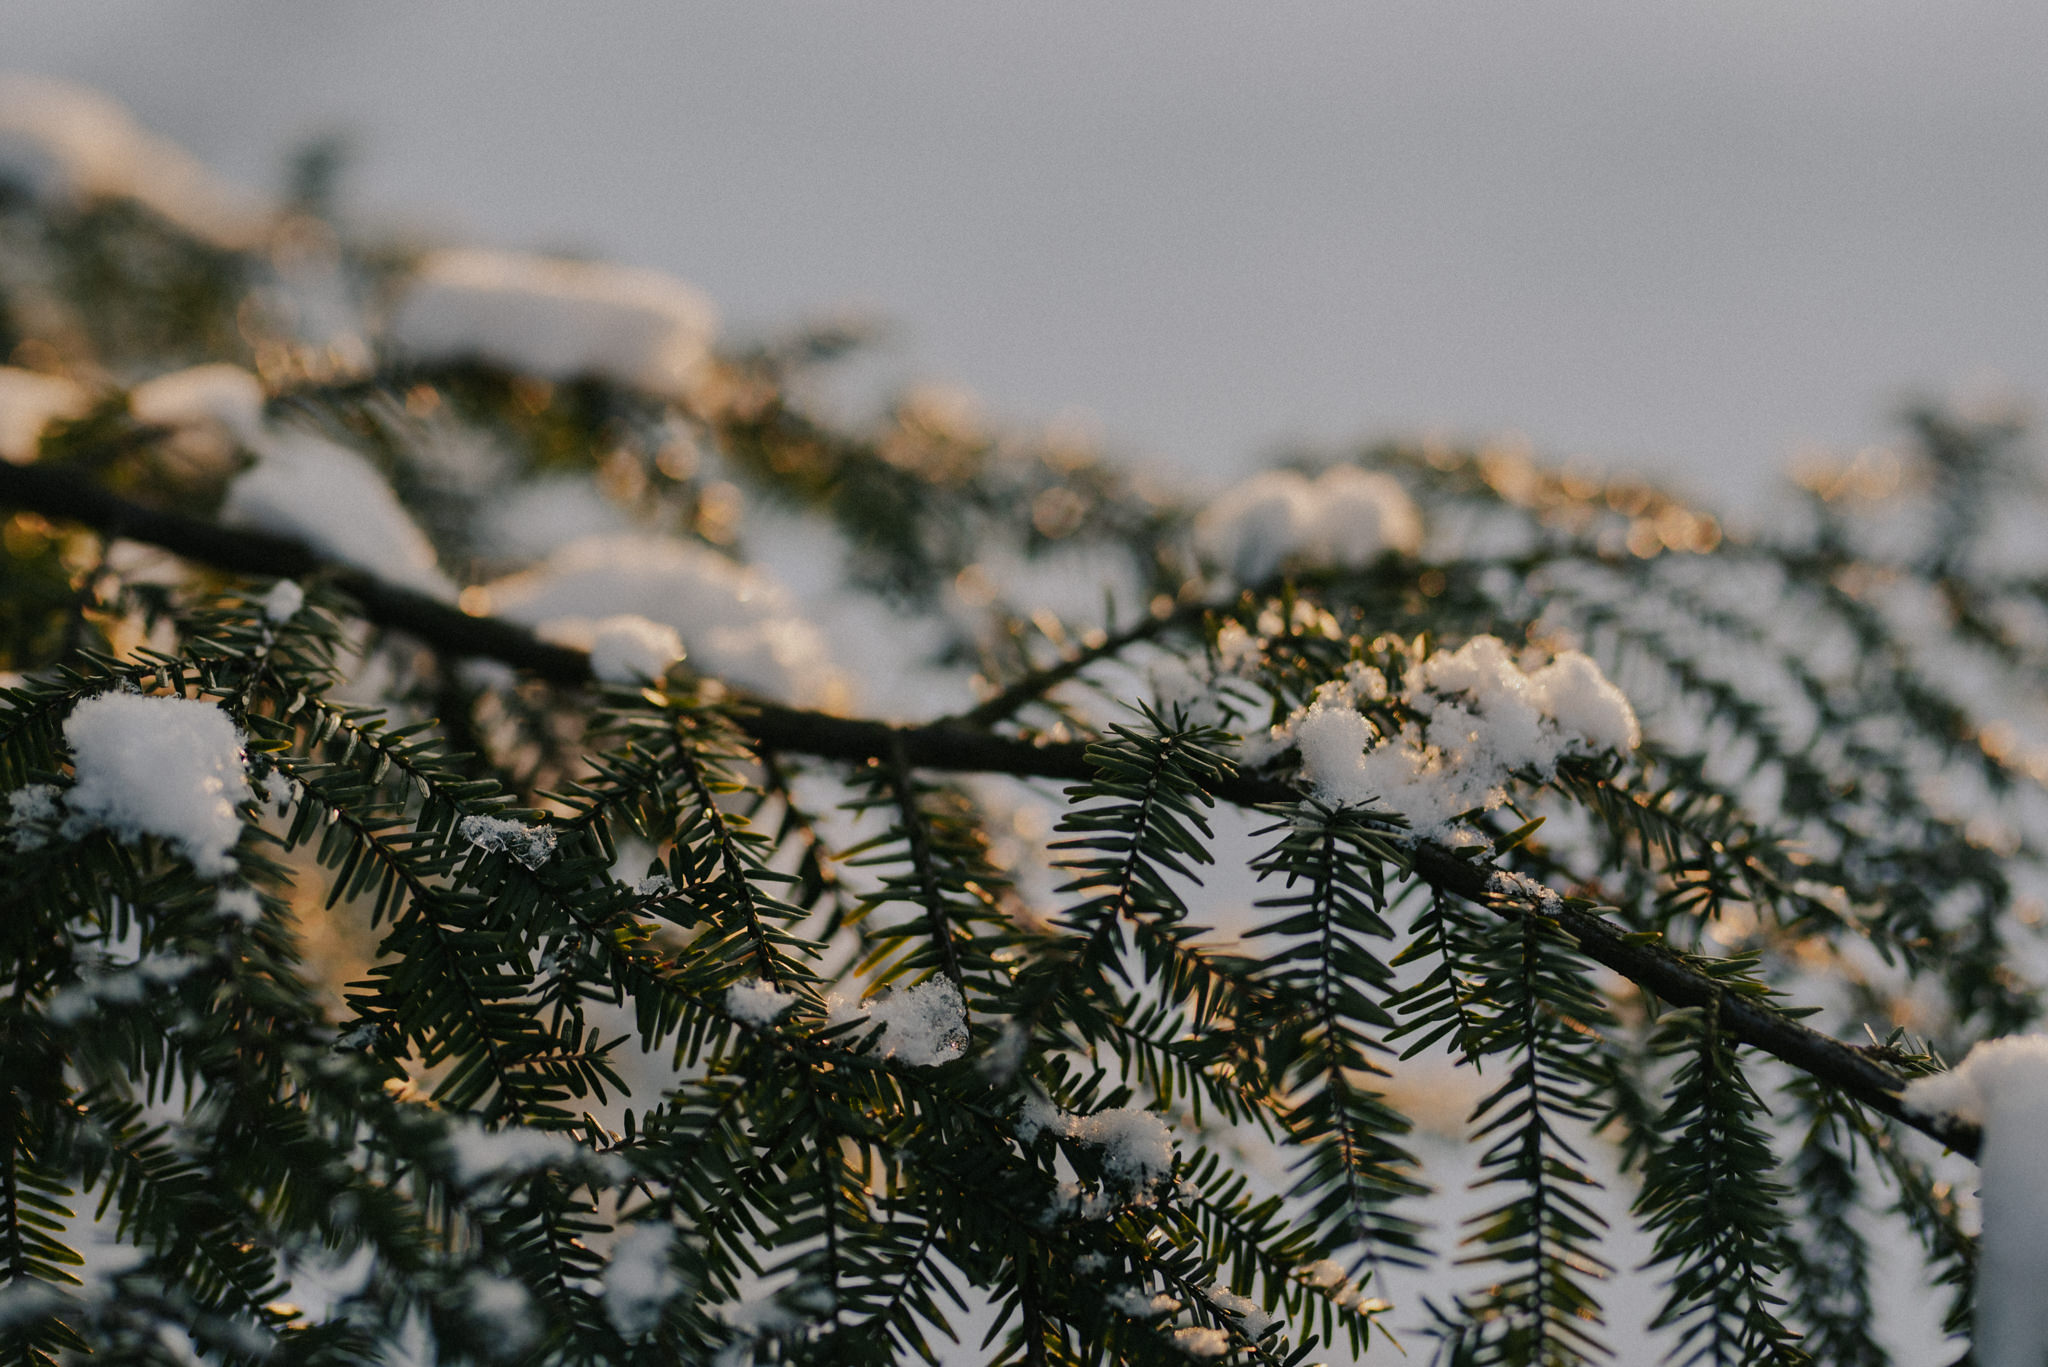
[827,977,967,1067]
[457,814,557,869]
[387,248,716,397]
[0,367,88,463]
[1265,635,1638,842]
[1018,1096,1178,1199]
[486,534,847,709]
[1194,466,1422,583]
[602,1223,683,1337]
[47,953,202,1026]
[462,1274,539,1357]
[215,886,263,925]
[725,979,800,1027]
[5,783,62,851]
[0,76,267,247]
[260,579,304,623]
[1169,1326,1231,1359]
[61,692,252,877]
[1106,1287,1182,1319]
[222,429,455,598]
[1903,1035,2048,1367]
[1203,1282,1278,1338]
[129,363,266,445]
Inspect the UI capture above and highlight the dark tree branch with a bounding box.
[0,455,1979,1158]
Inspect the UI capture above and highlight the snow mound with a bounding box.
[1269,635,1639,841]
[0,367,87,464]
[0,76,267,247]
[221,428,454,598]
[1903,1035,2048,1367]
[1194,465,1422,582]
[388,247,716,396]
[61,692,251,878]
[486,533,846,708]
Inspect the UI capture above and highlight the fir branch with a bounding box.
[0,462,1981,1159]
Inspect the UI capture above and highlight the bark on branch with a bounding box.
[0,457,1977,1158]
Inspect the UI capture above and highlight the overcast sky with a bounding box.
[14,1,2048,513]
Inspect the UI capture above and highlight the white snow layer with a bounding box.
[221,428,455,598]
[1273,635,1639,840]
[0,366,88,463]
[1903,1035,2048,1367]
[0,76,268,247]
[387,248,716,396]
[602,1223,682,1337]
[828,977,967,1066]
[486,534,846,708]
[1193,466,1422,582]
[129,364,267,445]
[62,692,251,877]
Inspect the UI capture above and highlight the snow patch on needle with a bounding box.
[457,813,557,869]
[827,977,967,1066]
[1264,634,1639,841]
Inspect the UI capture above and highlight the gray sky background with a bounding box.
[13,1,2048,514]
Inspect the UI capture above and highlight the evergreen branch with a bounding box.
[0,460,1986,1160]
[1634,1008,1808,1366]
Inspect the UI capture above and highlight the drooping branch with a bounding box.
[0,456,1979,1158]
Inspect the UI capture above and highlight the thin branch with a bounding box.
[0,457,1980,1158]
[955,607,1188,728]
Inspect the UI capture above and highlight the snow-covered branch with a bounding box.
[0,453,1974,1159]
